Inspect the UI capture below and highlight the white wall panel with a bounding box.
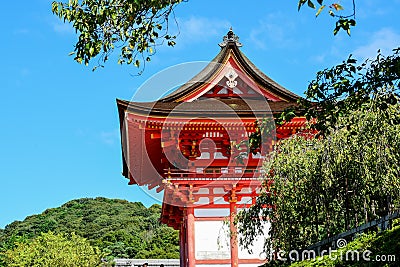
[195,220,230,260]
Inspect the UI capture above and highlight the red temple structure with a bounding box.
[117,29,307,267]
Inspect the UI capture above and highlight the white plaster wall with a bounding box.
[195,220,230,260]
[194,219,269,267]
[194,208,229,217]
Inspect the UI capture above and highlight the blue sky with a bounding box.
[1,0,399,228]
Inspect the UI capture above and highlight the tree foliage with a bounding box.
[286,220,400,266]
[3,232,103,267]
[298,0,356,35]
[238,97,400,254]
[302,48,400,135]
[0,197,179,264]
[284,220,400,267]
[236,49,400,256]
[52,0,359,71]
[51,0,184,71]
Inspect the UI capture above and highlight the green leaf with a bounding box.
[307,0,316,9]
[315,5,326,17]
[134,59,140,67]
[51,0,184,73]
[298,0,307,11]
[349,19,356,26]
[331,3,344,11]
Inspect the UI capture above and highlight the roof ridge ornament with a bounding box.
[219,27,243,48]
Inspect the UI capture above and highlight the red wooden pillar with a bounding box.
[180,224,186,267]
[187,207,195,267]
[230,196,238,267]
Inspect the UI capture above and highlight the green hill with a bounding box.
[0,197,179,259]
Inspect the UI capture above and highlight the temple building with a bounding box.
[117,29,307,267]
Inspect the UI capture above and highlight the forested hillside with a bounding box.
[0,197,179,259]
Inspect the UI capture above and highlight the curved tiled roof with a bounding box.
[159,29,300,103]
[117,98,298,117]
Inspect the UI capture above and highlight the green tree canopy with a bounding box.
[52,0,357,71]
[298,0,356,35]
[302,48,400,135]
[0,198,179,262]
[52,0,184,71]
[288,220,400,266]
[238,95,400,254]
[3,232,103,267]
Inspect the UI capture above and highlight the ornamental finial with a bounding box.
[219,28,242,48]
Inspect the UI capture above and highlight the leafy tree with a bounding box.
[0,234,29,266]
[235,47,400,257]
[236,82,400,256]
[298,0,356,35]
[301,48,400,135]
[51,0,184,71]
[245,48,399,165]
[3,232,104,267]
[284,219,400,266]
[52,0,357,70]
[0,198,179,261]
